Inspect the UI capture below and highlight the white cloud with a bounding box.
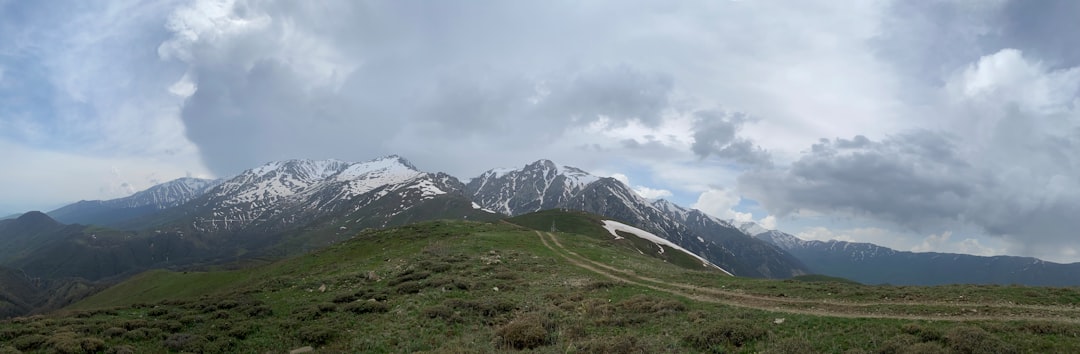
[608,173,672,200]
[796,227,854,243]
[759,215,777,230]
[912,231,952,253]
[168,72,197,98]
[610,173,630,186]
[0,139,211,215]
[692,188,752,222]
[912,231,999,257]
[634,186,673,200]
[956,238,997,257]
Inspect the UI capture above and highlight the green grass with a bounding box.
[2,216,1079,353]
[69,269,252,311]
[789,274,862,285]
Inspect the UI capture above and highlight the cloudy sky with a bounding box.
[2,0,1079,263]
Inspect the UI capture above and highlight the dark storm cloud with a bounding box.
[691,110,771,167]
[163,1,681,176]
[740,127,1080,259]
[875,0,1080,87]
[997,0,1080,69]
[739,131,978,229]
[181,59,389,175]
[416,66,674,139]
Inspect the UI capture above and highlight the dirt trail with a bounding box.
[536,231,1080,323]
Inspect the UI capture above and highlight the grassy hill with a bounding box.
[2,216,1080,353]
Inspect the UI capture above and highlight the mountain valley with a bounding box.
[1,155,1078,324]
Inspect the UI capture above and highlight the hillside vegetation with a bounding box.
[2,213,1079,353]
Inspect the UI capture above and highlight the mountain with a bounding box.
[48,177,222,226]
[173,156,496,235]
[0,211,66,262]
[751,229,1080,286]
[0,265,100,319]
[507,209,732,273]
[466,160,808,278]
[0,266,38,318]
[6,156,499,282]
[41,219,1080,352]
[0,211,206,281]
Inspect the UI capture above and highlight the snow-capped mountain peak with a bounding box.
[737,221,771,237]
[116,177,223,209]
[466,159,601,215]
[466,161,807,278]
[651,199,691,222]
[187,155,469,233]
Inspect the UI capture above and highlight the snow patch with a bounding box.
[601,220,732,275]
[560,165,599,187]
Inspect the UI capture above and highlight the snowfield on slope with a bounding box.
[600,220,733,276]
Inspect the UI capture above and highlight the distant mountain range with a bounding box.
[49,177,222,226]
[750,229,1080,286]
[2,154,1078,318]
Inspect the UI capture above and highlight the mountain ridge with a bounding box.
[467,159,809,278]
[749,228,1080,286]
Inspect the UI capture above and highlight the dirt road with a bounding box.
[536,231,1080,323]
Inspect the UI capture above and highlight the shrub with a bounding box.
[147,307,169,317]
[119,320,148,331]
[121,328,153,341]
[163,333,206,352]
[682,320,767,350]
[0,327,34,341]
[1020,322,1078,336]
[343,301,389,314]
[179,314,205,325]
[215,299,240,310]
[763,337,816,354]
[13,334,47,351]
[45,332,82,354]
[153,320,184,332]
[431,277,471,291]
[395,281,425,294]
[317,303,337,313]
[246,305,273,318]
[421,305,459,322]
[495,313,554,350]
[575,335,647,353]
[293,303,335,321]
[900,323,942,342]
[389,270,431,286]
[945,326,1017,354]
[102,327,127,338]
[877,334,918,354]
[227,323,256,339]
[430,262,453,273]
[205,338,237,353]
[80,338,105,353]
[904,342,948,354]
[444,298,516,318]
[297,326,336,345]
[109,345,136,354]
[332,292,359,303]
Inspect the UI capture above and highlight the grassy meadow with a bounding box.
[2,213,1079,353]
